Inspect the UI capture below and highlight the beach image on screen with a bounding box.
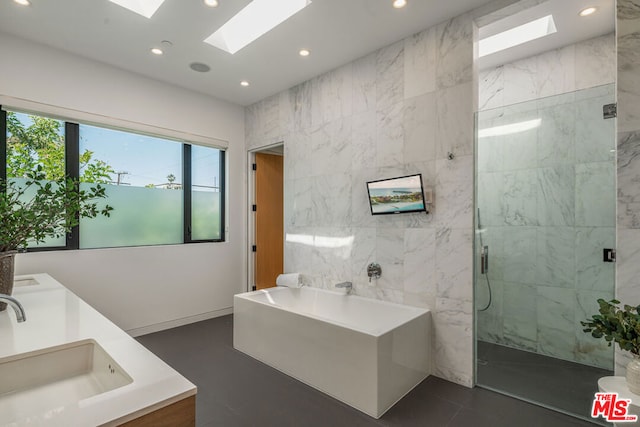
[368,175,425,214]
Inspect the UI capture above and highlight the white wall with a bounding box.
[0,32,246,335]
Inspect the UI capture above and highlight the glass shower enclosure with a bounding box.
[474,84,616,423]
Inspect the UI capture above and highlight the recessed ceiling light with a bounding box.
[299,49,310,57]
[204,0,312,54]
[150,47,164,55]
[13,0,31,5]
[392,0,407,8]
[479,15,557,58]
[190,62,211,73]
[109,0,166,19]
[240,81,250,87]
[579,7,597,17]
[204,0,219,7]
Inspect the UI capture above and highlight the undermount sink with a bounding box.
[0,340,132,417]
[13,276,39,287]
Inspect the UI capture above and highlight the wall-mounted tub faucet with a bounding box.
[335,281,353,294]
[0,294,26,323]
[367,263,382,282]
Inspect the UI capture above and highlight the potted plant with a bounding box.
[0,167,112,310]
[582,299,640,394]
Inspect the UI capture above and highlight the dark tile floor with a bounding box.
[136,315,599,427]
[477,340,612,426]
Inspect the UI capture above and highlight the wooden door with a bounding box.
[255,153,283,290]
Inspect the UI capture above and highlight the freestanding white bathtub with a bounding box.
[233,286,431,418]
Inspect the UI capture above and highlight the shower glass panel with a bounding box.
[475,84,616,423]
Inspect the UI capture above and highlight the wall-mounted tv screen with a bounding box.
[367,174,427,215]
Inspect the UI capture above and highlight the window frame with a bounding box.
[1,106,226,251]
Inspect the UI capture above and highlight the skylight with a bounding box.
[204,0,312,54]
[108,0,166,19]
[479,15,557,58]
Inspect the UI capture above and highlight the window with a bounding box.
[5,111,67,248]
[1,107,225,250]
[79,125,184,248]
[189,145,223,241]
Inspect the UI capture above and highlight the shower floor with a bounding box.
[477,341,612,425]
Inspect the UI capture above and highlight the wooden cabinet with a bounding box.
[118,395,196,427]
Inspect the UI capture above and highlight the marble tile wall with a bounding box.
[616,0,640,376]
[479,33,616,111]
[246,15,475,386]
[476,85,617,369]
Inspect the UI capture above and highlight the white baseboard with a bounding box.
[126,307,233,337]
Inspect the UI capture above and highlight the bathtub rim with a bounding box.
[234,286,430,338]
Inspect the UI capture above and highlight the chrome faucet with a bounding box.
[0,294,26,323]
[335,281,353,294]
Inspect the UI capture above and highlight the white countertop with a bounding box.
[0,274,196,426]
[599,376,640,403]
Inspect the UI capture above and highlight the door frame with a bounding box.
[246,142,284,292]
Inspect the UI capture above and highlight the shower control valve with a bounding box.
[367,262,382,282]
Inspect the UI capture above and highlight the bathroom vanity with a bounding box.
[0,274,196,426]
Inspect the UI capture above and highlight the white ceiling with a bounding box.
[0,0,615,106]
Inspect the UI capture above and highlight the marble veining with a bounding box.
[575,227,615,292]
[618,0,640,19]
[618,31,640,132]
[480,34,615,111]
[404,228,436,294]
[351,111,377,171]
[617,132,640,228]
[502,227,537,284]
[537,105,576,167]
[616,229,640,304]
[478,66,504,111]
[575,95,616,164]
[311,118,352,176]
[352,53,377,115]
[575,34,616,91]
[502,56,537,106]
[575,162,615,227]
[376,41,404,110]
[404,28,436,99]
[536,45,576,99]
[286,81,313,132]
[503,283,537,346]
[311,174,352,227]
[536,166,575,227]
[502,170,538,226]
[435,14,473,89]
[436,82,474,158]
[433,297,473,386]
[403,93,436,163]
[575,291,615,369]
[536,227,575,288]
[435,228,472,302]
[376,102,404,167]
